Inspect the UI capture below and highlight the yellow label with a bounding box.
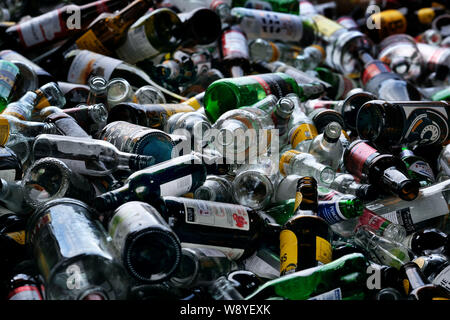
[316,236,332,264]
[2,110,25,120]
[269,41,280,62]
[433,297,450,300]
[417,8,435,25]
[6,231,26,245]
[312,14,343,37]
[372,10,407,37]
[413,257,426,269]
[294,192,303,212]
[279,149,300,176]
[0,116,10,146]
[280,230,298,275]
[183,97,202,110]
[182,192,194,198]
[76,30,111,56]
[403,279,410,295]
[290,123,318,149]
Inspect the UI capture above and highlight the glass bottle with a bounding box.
[279,149,335,186]
[246,252,368,300]
[107,201,182,283]
[57,82,90,109]
[115,8,183,64]
[169,247,237,289]
[0,179,31,215]
[26,198,130,300]
[169,0,232,21]
[417,41,450,83]
[307,121,344,170]
[295,45,326,71]
[93,152,228,212]
[7,261,44,300]
[107,103,195,132]
[248,38,301,65]
[355,209,407,243]
[218,25,250,78]
[399,146,436,187]
[400,261,450,300]
[344,140,420,201]
[176,7,222,47]
[86,76,108,107]
[402,228,449,257]
[0,60,20,113]
[31,134,155,177]
[164,112,212,149]
[135,85,166,105]
[330,173,378,201]
[98,121,176,164]
[209,276,244,300]
[413,254,450,294]
[194,175,234,203]
[204,72,300,122]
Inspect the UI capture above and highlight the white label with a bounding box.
[19,9,63,47]
[2,9,10,22]
[9,286,42,300]
[67,50,122,84]
[308,288,342,300]
[433,265,450,292]
[243,253,280,280]
[160,175,193,196]
[222,30,249,57]
[244,0,272,10]
[116,25,159,64]
[182,242,245,261]
[0,169,16,182]
[409,161,435,181]
[183,198,251,231]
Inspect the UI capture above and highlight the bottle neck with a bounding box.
[402,263,429,292]
[382,167,420,201]
[94,184,131,214]
[113,0,153,26]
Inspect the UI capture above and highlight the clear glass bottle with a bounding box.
[248,38,301,65]
[194,175,234,203]
[307,121,343,170]
[26,198,130,300]
[208,276,244,300]
[294,45,326,71]
[31,134,155,176]
[330,173,378,201]
[107,78,136,109]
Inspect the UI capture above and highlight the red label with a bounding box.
[362,61,391,85]
[250,75,272,95]
[346,142,378,178]
[8,285,43,300]
[210,0,225,11]
[357,209,388,231]
[221,30,248,58]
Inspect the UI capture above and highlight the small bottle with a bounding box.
[353,226,414,269]
[32,134,155,176]
[99,121,176,164]
[307,121,344,170]
[280,177,333,275]
[344,140,420,201]
[330,173,378,201]
[356,209,407,243]
[194,175,234,203]
[93,153,228,212]
[21,157,96,209]
[399,146,436,187]
[295,45,326,71]
[218,25,250,78]
[26,198,130,300]
[107,201,182,283]
[413,254,450,294]
[170,247,237,289]
[400,261,450,300]
[279,149,335,186]
[204,72,300,122]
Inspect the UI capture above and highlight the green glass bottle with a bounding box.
[204,72,299,122]
[231,0,299,14]
[245,252,368,300]
[0,60,20,113]
[399,146,436,187]
[265,199,296,226]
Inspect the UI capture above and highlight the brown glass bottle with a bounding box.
[279,177,333,276]
[344,140,420,201]
[400,262,450,300]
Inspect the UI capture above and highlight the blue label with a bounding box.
[0,60,19,99]
[317,202,346,225]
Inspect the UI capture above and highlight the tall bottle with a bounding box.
[344,140,420,201]
[73,0,154,56]
[307,121,344,170]
[400,261,450,300]
[93,152,229,212]
[115,8,183,64]
[218,25,250,78]
[3,0,127,50]
[204,73,300,122]
[152,196,281,261]
[26,198,130,300]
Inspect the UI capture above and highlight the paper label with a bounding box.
[316,236,332,264]
[0,61,19,99]
[279,149,300,176]
[160,175,193,196]
[6,230,26,245]
[116,25,159,64]
[8,286,43,300]
[312,14,343,37]
[290,123,318,149]
[183,199,250,231]
[221,29,249,58]
[345,142,378,179]
[18,8,64,48]
[317,200,347,225]
[409,161,435,181]
[67,50,122,84]
[182,242,244,260]
[75,29,111,55]
[280,229,298,275]
[433,265,450,293]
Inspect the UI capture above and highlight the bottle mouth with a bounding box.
[319,167,335,186]
[169,248,199,288]
[194,186,215,201]
[89,76,108,92]
[355,100,386,141]
[232,171,273,210]
[398,180,420,201]
[324,121,342,143]
[135,86,166,105]
[107,79,133,107]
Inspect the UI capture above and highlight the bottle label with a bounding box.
[17,8,66,48]
[370,10,407,39]
[6,230,26,245]
[317,200,347,225]
[0,116,10,146]
[243,0,272,11]
[345,142,378,179]
[408,160,435,181]
[357,209,390,234]
[116,25,160,64]
[290,123,318,149]
[109,204,160,256]
[249,73,293,98]
[182,242,244,261]
[417,8,435,25]
[432,265,450,293]
[67,50,122,84]
[308,288,342,300]
[221,29,249,58]
[160,175,193,196]
[361,61,391,85]
[279,149,300,176]
[0,61,19,100]
[312,14,343,37]
[316,236,332,264]
[75,29,112,56]
[183,199,250,231]
[8,285,43,300]
[279,229,298,275]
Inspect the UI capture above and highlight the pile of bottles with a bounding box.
[1,0,450,301]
